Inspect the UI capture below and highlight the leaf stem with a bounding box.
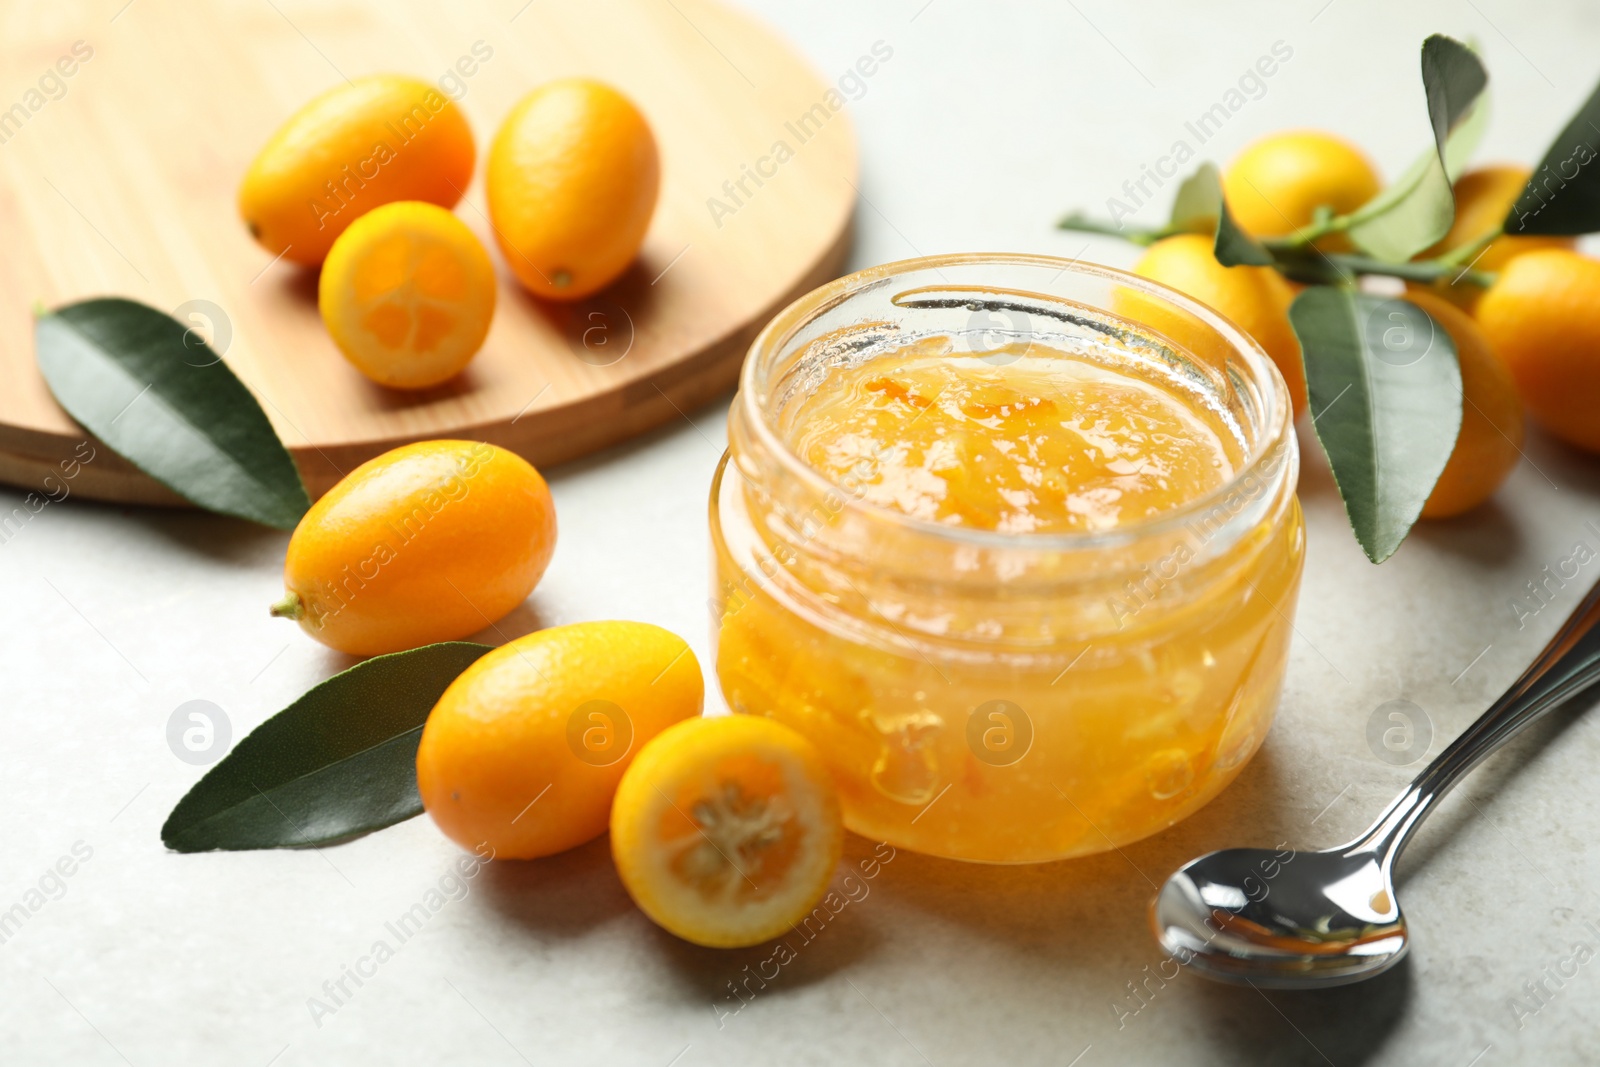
[1261,207,1355,251]
[1434,225,1502,268]
[1053,210,1497,288]
[1056,214,1191,247]
[1318,252,1497,288]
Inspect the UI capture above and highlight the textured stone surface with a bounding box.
[5,2,1600,1064]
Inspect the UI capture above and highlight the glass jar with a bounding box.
[709,253,1304,863]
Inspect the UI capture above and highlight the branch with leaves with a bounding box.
[1061,34,1600,562]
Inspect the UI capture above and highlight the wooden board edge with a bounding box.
[0,215,855,509]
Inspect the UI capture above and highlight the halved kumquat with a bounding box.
[611,715,843,948]
[319,200,496,389]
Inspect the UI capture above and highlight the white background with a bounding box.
[5,1,1600,1064]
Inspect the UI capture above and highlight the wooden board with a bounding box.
[0,0,855,503]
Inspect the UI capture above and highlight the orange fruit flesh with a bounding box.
[358,238,461,345]
[612,715,843,947]
[319,202,496,390]
[715,333,1304,862]
[660,754,805,904]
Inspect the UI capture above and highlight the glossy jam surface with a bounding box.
[714,332,1303,863]
[788,339,1239,534]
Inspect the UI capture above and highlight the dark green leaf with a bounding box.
[1421,35,1487,147]
[1505,77,1600,235]
[1347,35,1487,261]
[1290,289,1462,562]
[1214,194,1275,267]
[162,642,492,852]
[35,297,311,529]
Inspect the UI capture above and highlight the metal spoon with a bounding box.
[1152,576,1600,988]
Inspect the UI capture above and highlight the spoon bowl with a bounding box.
[1153,846,1406,988]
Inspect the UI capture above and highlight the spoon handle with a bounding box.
[1346,575,1600,866]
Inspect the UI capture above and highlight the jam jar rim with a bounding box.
[734,251,1295,554]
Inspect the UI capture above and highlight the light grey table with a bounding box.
[5,2,1600,1064]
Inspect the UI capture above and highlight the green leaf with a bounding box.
[1505,76,1600,235]
[161,642,492,852]
[1163,162,1273,266]
[1290,289,1462,563]
[1443,94,1489,182]
[1168,164,1222,232]
[35,297,311,529]
[1346,35,1487,262]
[1054,211,1125,238]
[1214,195,1275,267]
